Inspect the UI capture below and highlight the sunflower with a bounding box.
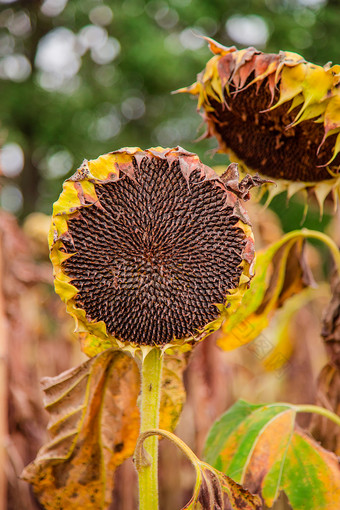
[49,147,255,356]
[178,38,340,211]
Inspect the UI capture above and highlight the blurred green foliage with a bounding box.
[1,0,340,217]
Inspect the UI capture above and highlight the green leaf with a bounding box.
[204,400,340,509]
[204,400,263,472]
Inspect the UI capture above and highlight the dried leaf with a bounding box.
[182,460,262,510]
[21,345,188,509]
[204,400,340,509]
[311,273,340,455]
[22,350,140,510]
[220,163,273,201]
[218,231,315,351]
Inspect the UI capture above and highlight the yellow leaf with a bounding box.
[22,350,140,510]
[218,231,315,351]
[159,352,188,432]
[291,64,333,124]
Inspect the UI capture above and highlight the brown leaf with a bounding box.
[182,461,262,510]
[311,272,340,455]
[220,163,273,202]
[22,350,140,510]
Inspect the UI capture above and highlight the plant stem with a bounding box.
[137,428,200,465]
[295,404,340,428]
[135,429,203,502]
[137,348,163,510]
[279,229,340,275]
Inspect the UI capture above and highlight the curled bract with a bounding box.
[49,147,255,356]
[178,38,340,211]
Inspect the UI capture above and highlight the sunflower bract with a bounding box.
[49,147,254,354]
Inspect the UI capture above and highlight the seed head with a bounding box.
[179,39,340,210]
[49,147,254,354]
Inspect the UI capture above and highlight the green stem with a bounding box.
[295,404,340,428]
[136,348,163,510]
[137,428,201,465]
[279,229,340,275]
[135,429,203,501]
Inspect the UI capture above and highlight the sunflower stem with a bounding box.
[294,404,340,428]
[137,347,163,510]
[136,428,203,501]
[281,229,340,275]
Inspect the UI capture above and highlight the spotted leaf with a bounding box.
[22,350,140,510]
[181,462,262,510]
[204,400,340,509]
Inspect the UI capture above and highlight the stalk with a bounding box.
[136,347,163,510]
[295,404,340,428]
[135,428,203,500]
[280,229,340,275]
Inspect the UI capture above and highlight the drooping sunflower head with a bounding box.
[179,39,340,211]
[49,147,255,356]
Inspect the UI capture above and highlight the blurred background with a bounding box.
[1,0,340,509]
[1,0,340,218]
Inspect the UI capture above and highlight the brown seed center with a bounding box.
[208,81,340,182]
[61,156,246,346]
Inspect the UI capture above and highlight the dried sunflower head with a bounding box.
[179,38,340,211]
[49,147,255,356]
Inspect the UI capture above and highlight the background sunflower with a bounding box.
[179,39,340,211]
